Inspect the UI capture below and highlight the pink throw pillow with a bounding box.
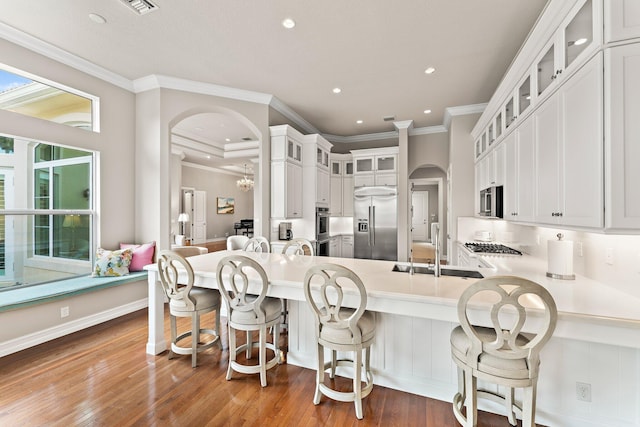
[120,241,156,272]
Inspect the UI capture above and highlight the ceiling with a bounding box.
[0,0,548,170]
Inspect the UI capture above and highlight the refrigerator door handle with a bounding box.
[368,206,372,246]
[372,205,375,246]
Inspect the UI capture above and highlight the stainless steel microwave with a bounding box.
[479,186,503,218]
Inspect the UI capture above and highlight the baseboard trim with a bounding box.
[0,298,148,358]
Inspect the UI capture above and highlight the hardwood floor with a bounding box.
[0,309,523,426]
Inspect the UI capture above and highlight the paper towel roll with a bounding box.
[547,234,575,280]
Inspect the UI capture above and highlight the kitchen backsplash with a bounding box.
[458,217,640,298]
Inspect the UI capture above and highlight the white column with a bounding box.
[394,120,413,262]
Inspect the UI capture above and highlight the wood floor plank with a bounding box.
[0,308,531,426]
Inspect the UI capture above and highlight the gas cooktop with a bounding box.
[464,242,522,255]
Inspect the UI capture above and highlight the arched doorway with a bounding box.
[168,107,262,246]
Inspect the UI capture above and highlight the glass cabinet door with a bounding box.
[376,156,395,172]
[495,112,503,140]
[331,160,341,175]
[537,44,556,95]
[488,123,495,146]
[355,158,373,173]
[564,0,593,69]
[505,97,515,128]
[344,161,353,175]
[519,76,531,115]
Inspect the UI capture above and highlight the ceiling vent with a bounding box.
[120,0,158,15]
[242,137,253,141]
[383,115,396,122]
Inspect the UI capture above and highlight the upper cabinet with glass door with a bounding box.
[536,0,599,99]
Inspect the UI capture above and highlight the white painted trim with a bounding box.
[268,96,320,135]
[132,74,274,105]
[181,161,246,177]
[443,103,487,129]
[0,298,148,358]
[393,119,414,130]
[410,125,448,135]
[323,130,399,144]
[0,22,133,92]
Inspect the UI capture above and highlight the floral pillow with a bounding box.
[92,248,133,277]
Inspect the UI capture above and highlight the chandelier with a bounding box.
[236,164,254,192]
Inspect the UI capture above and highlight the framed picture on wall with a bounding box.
[217,197,235,214]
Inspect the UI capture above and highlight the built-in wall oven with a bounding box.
[316,207,330,256]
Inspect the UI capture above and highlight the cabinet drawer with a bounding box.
[375,173,397,186]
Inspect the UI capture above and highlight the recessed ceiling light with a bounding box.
[282,18,296,29]
[356,120,363,124]
[574,37,588,46]
[88,13,107,24]
[423,109,432,114]
[225,138,231,142]
[332,87,342,94]
[206,155,211,159]
[424,67,436,74]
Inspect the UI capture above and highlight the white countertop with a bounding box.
[148,249,640,347]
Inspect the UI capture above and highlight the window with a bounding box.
[0,135,95,291]
[0,65,99,132]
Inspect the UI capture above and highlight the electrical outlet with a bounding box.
[605,248,614,265]
[576,242,583,257]
[60,306,70,318]
[576,382,592,402]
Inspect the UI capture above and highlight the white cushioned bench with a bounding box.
[0,271,148,312]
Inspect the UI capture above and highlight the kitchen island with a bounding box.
[145,250,640,427]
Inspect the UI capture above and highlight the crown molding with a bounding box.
[443,103,487,129]
[268,96,320,135]
[394,120,414,130]
[409,125,448,136]
[323,130,399,144]
[132,74,273,105]
[0,22,134,92]
[182,161,246,177]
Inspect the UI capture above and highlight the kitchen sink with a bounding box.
[392,264,483,279]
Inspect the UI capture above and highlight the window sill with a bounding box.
[0,271,148,312]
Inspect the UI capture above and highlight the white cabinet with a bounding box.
[341,235,353,258]
[301,134,333,209]
[352,147,398,188]
[534,54,603,228]
[271,126,304,219]
[604,0,640,43]
[535,0,599,99]
[329,236,341,257]
[605,43,640,229]
[330,155,354,217]
[317,169,330,206]
[504,116,536,222]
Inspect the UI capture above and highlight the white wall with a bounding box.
[0,38,146,352]
[181,164,253,240]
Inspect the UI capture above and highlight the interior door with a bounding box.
[192,190,207,244]
[411,191,429,241]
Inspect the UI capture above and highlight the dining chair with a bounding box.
[156,250,222,368]
[282,238,314,256]
[450,275,557,427]
[216,255,282,387]
[303,263,375,419]
[243,236,271,253]
[227,235,249,251]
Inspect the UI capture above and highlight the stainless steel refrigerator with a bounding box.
[354,186,397,260]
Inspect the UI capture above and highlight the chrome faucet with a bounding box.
[431,223,441,277]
